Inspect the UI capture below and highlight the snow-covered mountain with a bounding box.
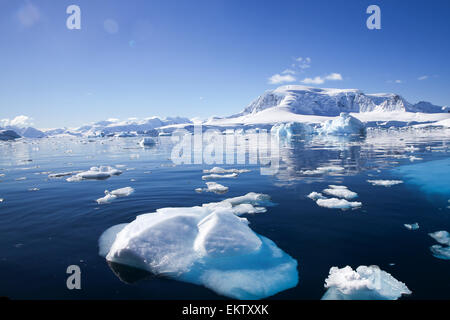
[232,85,444,117]
[0,126,46,138]
[47,116,192,137]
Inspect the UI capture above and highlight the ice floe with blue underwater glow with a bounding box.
[404,223,419,230]
[393,158,450,197]
[428,231,450,260]
[98,193,297,300]
[66,166,122,182]
[322,266,411,300]
[96,187,135,204]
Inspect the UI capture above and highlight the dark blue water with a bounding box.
[0,131,449,299]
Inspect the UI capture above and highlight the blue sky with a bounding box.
[0,0,449,128]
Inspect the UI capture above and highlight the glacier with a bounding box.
[98,193,298,299]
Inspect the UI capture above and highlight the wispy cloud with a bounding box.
[268,74,296,84]
[294,57,311,70]
[301,73,343,85]
[16,2,41,27]
[417,75,429,81]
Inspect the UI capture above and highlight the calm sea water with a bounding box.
[0,130,449,300]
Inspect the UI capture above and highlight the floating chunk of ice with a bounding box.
[317,113,366,136]
[195,182,229,194]
[0,198,4,203]
[428,231,450,246]
[96,187,134,204]
[67,166,122,182]
[271,122,313,138]
[409,156,423,162]
[322,265,412,300]
[99,193,297,300]
[404,223,419,230]
[203,167,251,174]
[430,245,450,260]
[316,198,362,210]
[323,185,358,200]
[367,180,403,187]
[307,192,326,200]
[15,177,27,181]
[48,171,81,178]
[202,173,238,180]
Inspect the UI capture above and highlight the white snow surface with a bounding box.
[98,193,297,299]
[323,185,358,200]
[322,265,411,300]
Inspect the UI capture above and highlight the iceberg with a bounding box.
[99,193,297,300]
[317,113,366,136]
[307,192,326,200]
[316,198,362,210]
[195,182,229,194]
[96,187,134,204]
[367,180,403,187]
[322,265,411,300]
[428,231,450,260]
[203,167,251,174]
[67,166,122,182]
[404,223,419,230]
[202,173,238,180]
[428,231,450,246]
[299,166,344,176]
[270,122,312,138]
[323,185,358,200]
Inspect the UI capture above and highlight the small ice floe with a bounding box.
[99,192,297,300]
[322,185,358,200]
[299,166,344,176]
[115,164,127,169]
[28,188,40,192]
[316,198,362,210]
[428,231,450,246]
[203,167,251,174]
[139,137,156,147]
[96,187,135,204]
[409,156,423,162]
[195,182,229,195]
[0,198,4,203]
[67,166,122,182]
[405,145,419,152]
[307,192,326,200]
[202,173,238,180]
[367,180,403,187]
[404,223,419,230]
[48,171,81,178]
[15,177,27,181]
[428,231,450,260]
[322,265,412,300]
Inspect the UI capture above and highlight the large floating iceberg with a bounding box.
[99,193,298,299]
[322,265,411,300]
[317,113,366,136]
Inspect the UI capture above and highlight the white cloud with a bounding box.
[1,115,34,128]
[268,74,296,84]
[418,75,429,81]
[301,73,343,85]
[282,69,296,75]
[325,73,343,81]
[395,80,402,83]
[295,57,311,69]
[301,76,325,85]
[16,3,40,27]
